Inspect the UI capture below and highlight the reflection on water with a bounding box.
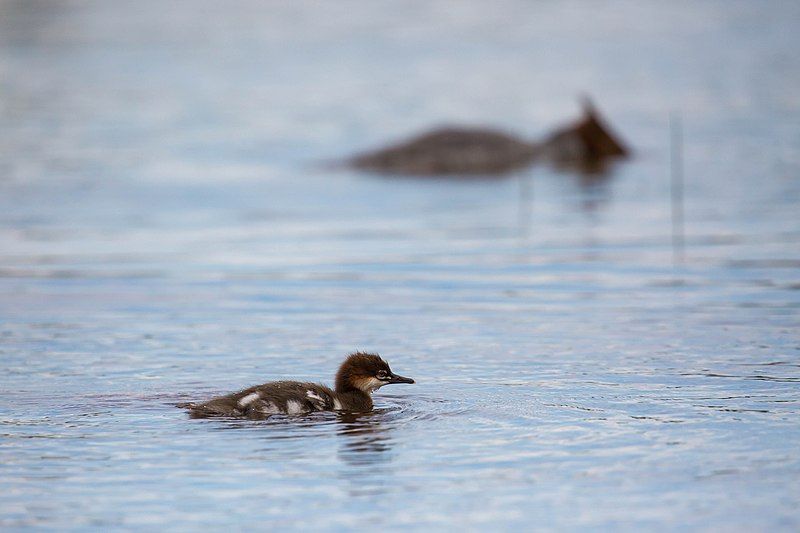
[336,411,396,499]
[337,411,394,467]
[1,0,800,530]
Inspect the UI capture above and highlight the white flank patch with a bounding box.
[238,392,260,407]
[333,399,343,410]
[285,400,305,415]
[306,390,323,402]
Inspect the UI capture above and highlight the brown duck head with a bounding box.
[335,352,415,394]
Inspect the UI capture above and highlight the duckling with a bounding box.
[183,352,414,419]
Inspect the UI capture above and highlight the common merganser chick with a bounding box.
[183,352,414,419]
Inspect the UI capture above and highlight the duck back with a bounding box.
[187,381,339,419]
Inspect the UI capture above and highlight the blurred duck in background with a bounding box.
[347,97,629,176]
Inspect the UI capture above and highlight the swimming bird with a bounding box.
[349,126,539,175]
[346,97,628,176]
[182,352,414,419]
[539,97,629,174]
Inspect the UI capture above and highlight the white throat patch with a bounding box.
[364,377,385,393]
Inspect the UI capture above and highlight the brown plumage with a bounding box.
[346,97,629,176]
[181,352,414,419]
[349,127,539,175]
[539,97,629,174]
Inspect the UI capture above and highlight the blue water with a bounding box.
[1,1,799,530]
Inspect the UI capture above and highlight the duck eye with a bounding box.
[377,370,388,379]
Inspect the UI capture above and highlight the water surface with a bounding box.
[1,1,799,530]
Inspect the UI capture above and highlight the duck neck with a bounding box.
[334,386,373,411]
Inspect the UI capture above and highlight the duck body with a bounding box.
[345,97,629,176]
[183,352,414,419]
[187,381,369,418]
[349,127,539,176]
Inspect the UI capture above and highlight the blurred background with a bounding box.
[1,1,799,530]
